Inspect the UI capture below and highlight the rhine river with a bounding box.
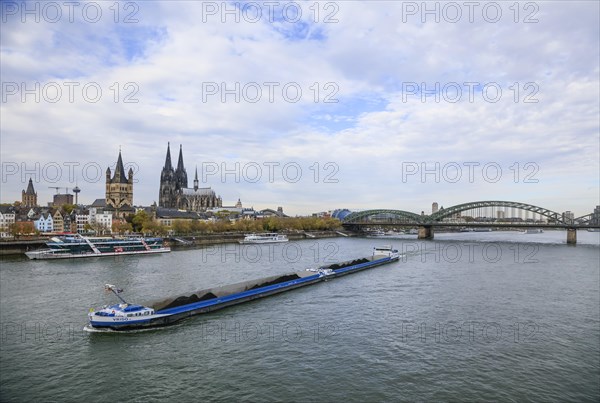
[1,231,599,402]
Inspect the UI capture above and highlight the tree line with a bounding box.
[117,211,342,236]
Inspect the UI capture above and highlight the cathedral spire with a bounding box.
[194,166,199,191]
[174,144,188,189]
[164,142,172,170]
[177,144,185,172]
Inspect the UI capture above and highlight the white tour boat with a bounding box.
[238,233,289,244]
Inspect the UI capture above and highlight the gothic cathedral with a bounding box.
[159,144,222,211]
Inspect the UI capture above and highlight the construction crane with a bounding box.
[48,186,61,194]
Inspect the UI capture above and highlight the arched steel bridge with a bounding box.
[342,200,597,227]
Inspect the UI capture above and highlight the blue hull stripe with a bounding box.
[90,318,153,326]
[156,273,323,315]
[156,257,392,316]
[92,256,396,328]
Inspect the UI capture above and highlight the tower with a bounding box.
[159,143,176,208]
[73,184,81,205]
[106,150,134,209]
[194,166,199,191]
[21,178,38,207]
[175,144,188,191]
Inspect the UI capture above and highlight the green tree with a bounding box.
[62,204,76,214]
[172,220,191,234]
[190,219,210,233]
[112,221,132,235]
[142,220,159,235]
[132,210,151,232]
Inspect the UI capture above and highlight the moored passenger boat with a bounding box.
[524,229,544,234]
[87,246,400,331]
[25,234,170,260]
[239,233,289,244]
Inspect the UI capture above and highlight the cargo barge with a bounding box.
[87,246,399,331]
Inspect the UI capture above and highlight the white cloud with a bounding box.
[1,1,598,216]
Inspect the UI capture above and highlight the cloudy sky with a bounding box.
[1,1,598,216]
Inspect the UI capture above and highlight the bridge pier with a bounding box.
[418,225,434,240]
[567,228,577,245]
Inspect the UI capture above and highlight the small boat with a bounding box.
[366,230,386,238]
[87,247,400,331]
[238,233,288,244]
[25,233,170,260]
[372,245,399,257]
[385,230,404,236]
[523,229,544,234]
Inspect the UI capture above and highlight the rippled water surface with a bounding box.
[1,231,599,401]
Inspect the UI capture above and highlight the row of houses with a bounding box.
[0,198,288,238]
[0,205,113,237]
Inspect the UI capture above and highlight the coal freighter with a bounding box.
[87,246,399,331]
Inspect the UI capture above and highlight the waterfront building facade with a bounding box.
[89,207,113,233]
[52,210,64,232]
[34,212,53,232]
[159,144,222,211]
[0,206,16,238]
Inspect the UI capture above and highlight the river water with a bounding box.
[1,231,599,402]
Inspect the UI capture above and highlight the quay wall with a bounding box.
[0,239,48,256]
[0,231,356,256]
[168,231,351,249]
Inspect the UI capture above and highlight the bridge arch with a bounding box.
[343,209,423,223]
[428,200,565,224]
[574,213,596,225]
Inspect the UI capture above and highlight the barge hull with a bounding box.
[90,254,398,331]
[95,274,326,330]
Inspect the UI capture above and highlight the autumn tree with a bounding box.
[172,220,191,234]
[9,222,37,237]
[131,210,151,232]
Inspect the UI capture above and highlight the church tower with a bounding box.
[159,143,176,208]
[106,149,134,209]
[174,144,188,191]
[22,178,38,207]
